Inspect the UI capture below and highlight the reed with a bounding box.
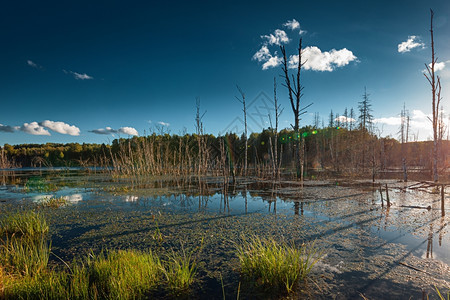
[236,236,322,294]
[40,196,69,208]
[161,247,197,294]
[0,235,50,278]
[83,249,161,299]
[0,211,49,238]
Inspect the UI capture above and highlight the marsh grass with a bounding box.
[1,235,50,277]
[236,236,322,294]
[162,247,197,294]
[0,211,49,238]
[85,249,162,299]
[0,211,200,299]
[40,196,69,208]
[434,286,450,300]
[24,177,58,193]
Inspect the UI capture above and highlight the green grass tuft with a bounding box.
[236,235,322,294]
[40,196,69,208]
[24,177,58,193]
[161,247,197,294]
[85,249,162,299]
[0,211,49,238]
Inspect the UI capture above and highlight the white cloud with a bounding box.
[89,126,138,136]
[252,46,272,62]
[118,127,138,136]
[262,56,282,70]
[89,127,116,135]
[157,121,170,127]
[373,116,401,126]
[21,122,51,136]
[289,46,357,71]
[335,116,356,123]
[27,60,42,69]
[284,19,300,30]
[283,19,306,34]
[252,46,282,70]
[40,120,80,136]
[432,62,446,72]
[64,70,93,80]
[262,29,289,46]
[0,124,18,133]
[398,36,425,53]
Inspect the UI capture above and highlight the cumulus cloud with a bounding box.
[398,36,425,53]
[27,60,42,69]
[335,116,356,123]
[63,70,93,80]
[89,127,116,135]
[40,120,80,136]
[284,19,300,30]
[431,62,446,72]
[253,46,272,62]
[288,47,357,71]
[373,116,402,126]
[0,124,18,133]
[21,122,51,136]
[90,126,138,136]
[157,121,170,127]
[253,21,356,71]
[283,19,306,34]
[118,127,138,136]
[262,29,289,46]
[252,46,282,70]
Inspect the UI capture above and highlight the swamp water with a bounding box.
[0,169,449,299]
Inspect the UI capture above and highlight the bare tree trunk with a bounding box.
[236,86,248,176]
[424,9,442,182]
[280,39,305,180]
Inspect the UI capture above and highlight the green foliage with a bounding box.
[236,236,322,294]
[0,211,49,238]
[161,248,197,294]
[0,235,50,278]
[39,197,68,208]
[84,249,162,299]
[24,177,58,193]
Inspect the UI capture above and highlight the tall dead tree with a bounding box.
[236,86,248,176]
[399,103,410,182]
[269,77,283,180]
[195,97,207,176]
[424,9,442,182]
[280,38,304,179]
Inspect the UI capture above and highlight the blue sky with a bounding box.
[1,0,449,145]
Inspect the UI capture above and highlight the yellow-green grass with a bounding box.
[40,196,68,208]
[161,248,197,294]
[236,236,322,294]
[0,211,49,238]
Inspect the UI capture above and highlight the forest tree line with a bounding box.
[1,126,448,180]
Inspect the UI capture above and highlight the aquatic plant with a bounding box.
[0,211,49,239]
[0,235,50,278]
[40,196,69,208]
[236,236,322,294]
[161,247,197,294]
[434,286,450,300]
[85,249,162,299]
[24,176,58,193]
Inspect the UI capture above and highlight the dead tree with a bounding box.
[424,9,442,182]
[236,86,248,176]
[280,39,311,180]
[269,77,283,181]
[195,98,207,176]
[399,103,410,182]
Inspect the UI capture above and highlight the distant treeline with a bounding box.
[1,127,449,179]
